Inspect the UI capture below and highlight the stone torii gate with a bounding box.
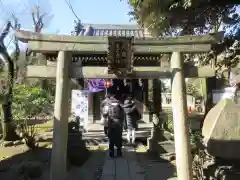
[15,30,223,180]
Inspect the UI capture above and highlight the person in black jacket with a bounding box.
[123,96,141,145]
[105,94,125,158]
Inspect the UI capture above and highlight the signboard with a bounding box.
[71,90,88,131]
[108,37,133,73]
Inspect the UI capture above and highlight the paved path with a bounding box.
[101,147,145,180]
[65,145,176,180]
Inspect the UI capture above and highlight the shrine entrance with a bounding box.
[15,30,223,180]
[90,79,143,122]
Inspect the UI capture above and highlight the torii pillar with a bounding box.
[50,51,71,180]
[171,52,193,180]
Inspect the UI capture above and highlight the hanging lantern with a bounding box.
[188,106,194,114]
[104,81,113,87]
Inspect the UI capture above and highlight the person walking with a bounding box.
[104,94,125,158]
[123,96,141,145]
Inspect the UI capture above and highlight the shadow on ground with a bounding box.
[0,147,51,180]
[0,144,107,180]
[66,147,107,180]
[135,150,176,180]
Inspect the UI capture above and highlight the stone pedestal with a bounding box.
[147,113,172,154]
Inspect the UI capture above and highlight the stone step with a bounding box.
[83,130,151,139]
[84,137,147,146]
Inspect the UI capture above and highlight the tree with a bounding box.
[128,1,240,36]
[29,3,53,89]
[127,0,240,113]
[11,15,21,81]
[0,21,18,141]
[0,0,53,141]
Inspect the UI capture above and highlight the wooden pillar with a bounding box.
[88,92,94,123]
[50,51,71,180]
[153,79,163,128]
[153,79,162,112]
[142,79,150,122]
[171,52,193,180]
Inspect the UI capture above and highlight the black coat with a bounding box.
[123,100,141,130]
[107,97,125,128]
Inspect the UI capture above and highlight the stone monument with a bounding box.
[202,98,240,159]
[202,90,240,179]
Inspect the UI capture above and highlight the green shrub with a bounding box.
[11,84,53,148]
[12,84,53,120]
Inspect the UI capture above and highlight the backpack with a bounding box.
[108,102,123,121]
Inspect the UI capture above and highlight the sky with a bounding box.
[0,0,136,34]
[0,0,136,52]
[0,0,239,52]
[48,0,136,34]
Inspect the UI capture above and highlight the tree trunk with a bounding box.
[0,51,18,141]
[1,102,17,141]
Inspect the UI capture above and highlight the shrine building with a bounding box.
[75,24,163,123]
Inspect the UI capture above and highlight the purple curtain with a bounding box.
[87,79,113,93]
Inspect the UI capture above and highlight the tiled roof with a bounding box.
[79,24,145,38]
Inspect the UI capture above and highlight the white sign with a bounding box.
[71,90,89,131]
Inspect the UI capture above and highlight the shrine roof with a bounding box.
[79,24,145,38]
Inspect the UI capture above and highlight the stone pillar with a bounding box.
[142,79,150,123]
[50,51,71,180]
[171,52,193,180]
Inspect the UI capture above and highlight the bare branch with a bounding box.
[31,5,46,33]
[64,0,81,22]
[36,5,40,20]
[0,21,12,49]
[32,12,37,26]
